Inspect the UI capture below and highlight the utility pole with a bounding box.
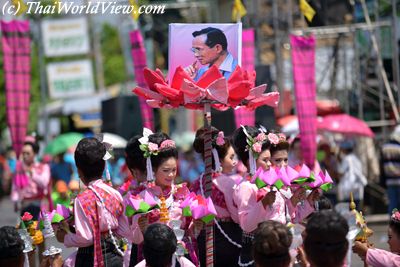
[392,0,400,108]
[36,16,50,146]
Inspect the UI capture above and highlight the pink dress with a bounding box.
[233,180,314,233]
[64,180,133,248]
[11,161,50,202]
[129,183,199,266]
[129,183,192,245]
[191,173,241,222]
[366,248,400,267]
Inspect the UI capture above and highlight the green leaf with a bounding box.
[201,214,215,224]
[125,205,135,217]
[39,220,44,230]
[255,177,267,189]
[320,183,333,192]
[139,144,147,152]
[137,202,151,213]
[182,206,192,217]
[274,180,284,190]
[52,214,64,223]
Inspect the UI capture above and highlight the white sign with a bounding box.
[42,17,90,57]
[47,60,95,99]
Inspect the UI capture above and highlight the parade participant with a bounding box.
[123,134,148,195]
[55,137,132,267]
[252,221,293,267]
[304,210,348,267]
[191,126,242,266]
[232,126,311,266]
[269,132,317,221]
[353,209,400,267]
[12,138,51,220]
[130,132,201,266]
[135,223,196,267]
[185,27,238,81]
[123,134,149,267]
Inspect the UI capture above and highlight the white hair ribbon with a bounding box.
[212,148,221,173]
[146,157,154,182]
[248,150,256,176]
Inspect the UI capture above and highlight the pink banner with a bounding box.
[290,35,317,168]
[235,28,255,128]
[1,20,31,156]
[130,30,154,131]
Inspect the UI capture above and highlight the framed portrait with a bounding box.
[168,23,242,83]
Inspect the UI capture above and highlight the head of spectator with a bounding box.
[0,226,25,267]
[142,223,177,267]
[252,220,293,267]
[304,210,349,267]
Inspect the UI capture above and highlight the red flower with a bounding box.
[21,212,33,221]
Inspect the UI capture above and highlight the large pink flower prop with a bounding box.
[133,65,280,110]
[180,193,217,223]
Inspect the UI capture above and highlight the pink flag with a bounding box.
[130,30,154,131]
[235,28,255,127]
[290,35,317,168]
[1,20,31,156]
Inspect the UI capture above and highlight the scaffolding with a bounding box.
[246,0,400,139]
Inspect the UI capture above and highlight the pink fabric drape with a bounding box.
[290,35,317,168]
[130,30,154,131]
[1,20,31,156]
[235,28,255,127]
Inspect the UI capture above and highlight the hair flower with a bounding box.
[392,209,400,222]
[252,143,262,153]
[267,133,280,145]
[216,131,225,146]
[160,140,176,149]
[256,133,266,142]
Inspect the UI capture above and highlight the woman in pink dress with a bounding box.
[232,126,309,266]
[122,134,148,267]
[353,209,400,267]
[55,137,132,267]
[12,139,50,220]
[191,126,242,266]
[269,132,317,223]
[130,132,201,266]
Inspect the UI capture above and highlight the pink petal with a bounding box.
[206,77,228,104]
[298,164,311,178]
[247,92,280,110]
[245,84,267,100]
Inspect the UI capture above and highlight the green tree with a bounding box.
[101,23,126,86]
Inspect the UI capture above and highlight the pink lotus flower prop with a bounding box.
[180,193,217,223]
[125,191,158,217]
[308,171,334,192]
[38,205,70,229]
[133,65,280,111]
[291,164,316,186]
[251,167,279,189]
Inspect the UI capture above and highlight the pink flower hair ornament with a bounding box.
[215,131,225,146]
[392,209,400,222]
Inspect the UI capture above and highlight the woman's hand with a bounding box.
[352,241,369,261]
[138,215,149,233]
[261,191,276,208]
[55,228,66,243]
[307,188,321,205]
[291,188,306,206]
